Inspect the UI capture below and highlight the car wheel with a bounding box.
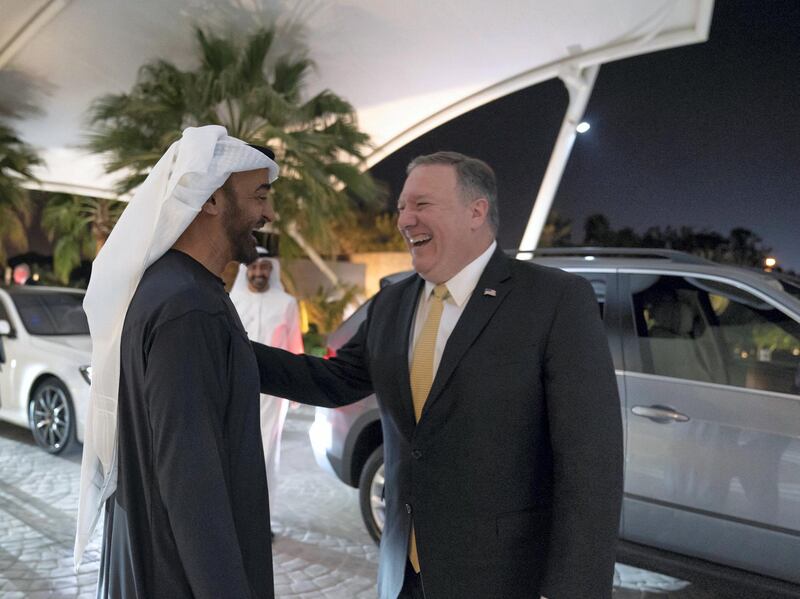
[358,445,385,544]
[29,377,75,454]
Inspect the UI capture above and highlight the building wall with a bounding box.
[283,259,366,298]
[348,252,413,298]
[283,252,412,300]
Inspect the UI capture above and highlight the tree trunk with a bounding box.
[284,221,340,287]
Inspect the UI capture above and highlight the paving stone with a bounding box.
[1,410,722,598]
[290,580,319,593]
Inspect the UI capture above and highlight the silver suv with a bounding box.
[308,248,800,597]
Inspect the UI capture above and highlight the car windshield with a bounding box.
[10,290,89,335]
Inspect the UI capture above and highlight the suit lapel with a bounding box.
[420,247,512,422]
[389,275,424,435]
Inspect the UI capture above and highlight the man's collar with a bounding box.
[423,240,497,307]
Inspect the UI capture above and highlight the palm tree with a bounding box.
[41,194,126,284]
[86,26,380,285]
[539,211,573,248]
[0,123,40,267]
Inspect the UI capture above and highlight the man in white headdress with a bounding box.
[229,249,304,532]
[75,125,280,599]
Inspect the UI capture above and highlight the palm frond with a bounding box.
[41,193,126,281]
[52,236,82,284]
[239,29,275,83]
[0,122,40,265]
[83,22,380,253]
[196,29,238,74]
[0,205,28,254]
[272,56,313,101]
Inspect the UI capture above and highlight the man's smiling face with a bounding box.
[246,258,272,293]
[222,168,274,265]
[397,164,486,284]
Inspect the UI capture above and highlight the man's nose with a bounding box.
[263,198,276,222]
[397,209,415,230]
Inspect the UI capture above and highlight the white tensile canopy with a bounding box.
[1,0,713,248]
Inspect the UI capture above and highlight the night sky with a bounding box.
[370,1,800,271]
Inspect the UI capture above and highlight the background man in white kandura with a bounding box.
[230,248,304,532]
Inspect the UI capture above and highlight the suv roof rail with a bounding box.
[515,247,714,265]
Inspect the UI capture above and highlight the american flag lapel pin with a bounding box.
[483,288,496,297]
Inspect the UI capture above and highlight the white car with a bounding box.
[0,285,91,453]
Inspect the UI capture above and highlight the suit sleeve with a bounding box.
[252,310,374,407]
[145,311,253,599]
[541,276,624,599]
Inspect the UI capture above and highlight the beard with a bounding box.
[247,275,269,292]
[233,232,258,265]
[224,200,258,264]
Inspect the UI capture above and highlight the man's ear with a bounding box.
[470,197,489,229]
[201,192,222,216]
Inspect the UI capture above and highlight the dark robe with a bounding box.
[97,249,273,599]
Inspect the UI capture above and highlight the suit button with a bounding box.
[411,449,422,459]
[405,503,412,514]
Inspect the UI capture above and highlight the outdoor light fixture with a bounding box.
[764,256,777,269]
[576,121,591,133]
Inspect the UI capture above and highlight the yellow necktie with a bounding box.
[408,283,449,572]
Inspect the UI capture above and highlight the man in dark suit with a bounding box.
[252,151,623,599]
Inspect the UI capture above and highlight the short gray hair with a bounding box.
[407,151,499,232]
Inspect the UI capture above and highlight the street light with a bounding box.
[576,121,591,133]
[764,256,777,271]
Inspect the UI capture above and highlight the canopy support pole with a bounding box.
[516,63,599,259]
[0,0,70,68]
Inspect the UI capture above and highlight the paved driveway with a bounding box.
[0,407,714,598]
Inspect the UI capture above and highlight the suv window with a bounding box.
[571,272,608,319]
[629,274,800,395]
[587,278,607,318]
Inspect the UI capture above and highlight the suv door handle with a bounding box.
[631,405,690,424]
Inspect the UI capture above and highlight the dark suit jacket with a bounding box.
[253,247,623,599]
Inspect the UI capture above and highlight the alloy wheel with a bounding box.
[369,463,386,533]
[29,383,71,453]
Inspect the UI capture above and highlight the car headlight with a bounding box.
[79,365,92,385]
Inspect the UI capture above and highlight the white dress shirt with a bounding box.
[409,240,497,374]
